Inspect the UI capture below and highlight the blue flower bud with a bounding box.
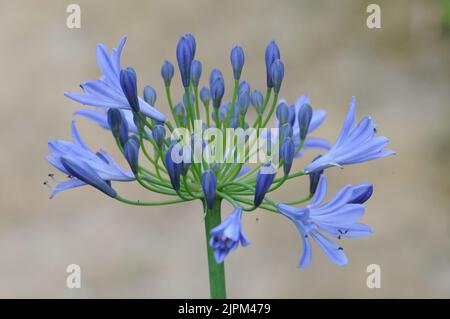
[209,68,223,86]
[143,85,157,106]
[185,33,196,57]
[276,102,289,125]
[218,104,229,123]
[230,45,245,80]
[349,183,373,204]
[107,108,123,139]
[279,123,293,140]
[176,35,194,88]
[287,105,296,126]
[229,116,239,129]
[190,60,202,88]
[210,77,225,109]
[120,67,140,113]
[254,164,276,207]
[201,170,217,210]
[298,103,313,140]
[124,135,140,175]
[251,89,264,114]
[119,118,129,147]
[308,155,324,194]
[265,40,280,88]
[161,60,175,87]
[200,86,210,107]
[238,80,250,94]
[280,137,295,176]
[173,102,186,127]
[61,157,117,198]
[237,90,250,116]
[152,124,166,146]
[270,59,284,93]
[164,144,182,190]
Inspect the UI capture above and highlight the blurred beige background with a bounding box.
[0,0,449,298]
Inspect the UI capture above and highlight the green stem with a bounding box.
[203,198,227,299]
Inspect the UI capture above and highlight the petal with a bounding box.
[334,97,356,147]
[311,175,327,206]
[308,109,327,133]
[49,178,86,199]
[70,121,90,151]
[310,231,348,266]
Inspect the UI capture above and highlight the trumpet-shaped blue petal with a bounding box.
[277,175,372,267]
[209,207,250,263]
[46,121,134,198]
[64,37,166,122]
[304,97,394,173]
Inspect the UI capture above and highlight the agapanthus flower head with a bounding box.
[143,85,157,106]
[209,207,250,263]
[265,40,281,88]
[161,60,175,87]
[304,97,394,173]
[230,45,245,80]
[50,33,393,294]
[277,175,372,267]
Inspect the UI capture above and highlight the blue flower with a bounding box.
[123,135,140,175]
[277,175,373,267]
[304,97,395,173]
[45,121,134,198]
[209,207,250,263]
[64,37,166,122]
[270,59,284,93]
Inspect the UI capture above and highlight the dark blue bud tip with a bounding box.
[120,67,140,113]
[230,45,245,80]
[161,60,175,87]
